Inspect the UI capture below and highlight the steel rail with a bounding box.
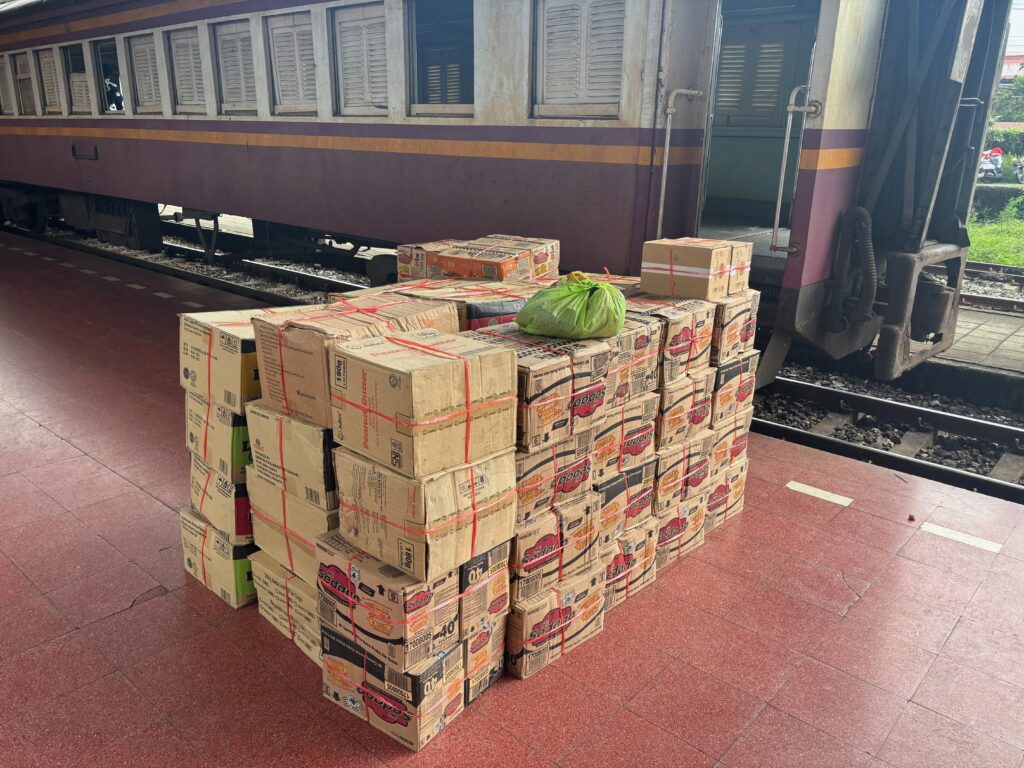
[239,259,365,295]
[959,291,1023,313]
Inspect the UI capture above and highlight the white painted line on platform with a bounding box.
[101,276,120,281]
[41,257,55,262]
[785,481,854,507]
[8,247,21,251]
[182,301,203,308]
[24,251,37,256]
[920,522,1002,553]
[126,283,146,290]
[80,269,96,275]
[59,262,75,267]
[152,291,174,299]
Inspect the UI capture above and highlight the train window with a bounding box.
[214,21,257,114]
[92,39,123,113]
[332,3,388,115]
[35,49,61,114]
[409,0,473,114]
[62,44,92,114]
[12,53,37,115]
[713,23,798,128]
[533,0,625,118]
[128,35,162,113]
[167,28,207,113]
[0,56,11,114]
[266,12,318,115]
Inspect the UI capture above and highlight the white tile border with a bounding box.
[920,522,1002,553]
[785,480,854,507]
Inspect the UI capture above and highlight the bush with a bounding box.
[968,194,1024,266]
[986,127,1024,159]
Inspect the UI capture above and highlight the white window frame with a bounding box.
[407,0,474,117]
[166,26,208,114]
[11,51,38,116]
[265,11,319,115]
[34,48,61,114]
[331,2,389,116]
[213,19,258,114]
[0,55,13,114]
[126,33,163,114]
[62,43,94,115]
[91,37,125,115]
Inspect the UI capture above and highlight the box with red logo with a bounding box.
[655,368,716,450]
[321,627,465,751]
[397,240,466,282]
[654,491,707,569]
[703,464,738,531]
[185,391,250,485]
[624,294,716,385]
[653,429,714,514]
[590,392,658,481]
[639,238,732,301]
[712,350,758,426]
[510,492,601,602]
[602,518,658,611]
[180,506,257,608]
[430,235,559,282]
[189,455,252,544]
[725,457,748,522]
[394,280,542,331]
[332,446,516,581]
[505,563,606,679]
[594,458,657,547]
[727,241,753,294]
[316,531,460,672]
[605,315,662,409]
[711,406,753,474]
[464,323,612,452]
[459,541,510,642]
[711,290,759,366]
[514,428,595,523]
[464,614,505,707]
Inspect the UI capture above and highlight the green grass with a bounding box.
[968,195,1024,266]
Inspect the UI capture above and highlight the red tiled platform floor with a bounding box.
[2,231,1024,768]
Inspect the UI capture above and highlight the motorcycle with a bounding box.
[978,147,1003,183]
[1014,157,1024,184]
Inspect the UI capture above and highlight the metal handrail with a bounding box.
[656,87,703,239]
[770,85,822,254]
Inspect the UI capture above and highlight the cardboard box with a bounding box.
[725,457,748,521]
[464,323,612,452]
[514,428,594,523]
[728,241,752,294]
[459,541,511,642]
[510,492,601,602]
[464,614,505,707]
[249,550,321,666]
[655,369,716,449]
[602,518,658,611]
[653,429,714,514]
[189,455,252,544]
[333,447,516,581]
[712,350,758,426]
[624,294,715,384]
[397,240,466,282]
[179,506,257,608]
[321,628,465,751]
[711,406,753,474]
[704,466,734,530]
[390,280,541,331]
[654,492,707,569]
[505,564,606,679]
[590,392,658,481]
[316,531,460,672]
[430,235,559,281]
[329,329,516,478]
[245,400,336,511]
[639,238,732,301]
[249,472,337,585]
[180,309,264,414]
[252,298,459,427]
[605,315,661,409]
[711,290,759,365]
[526,272,640,292]
[594,458,657,547]
[487,235,560,279]
[184,391,250,484]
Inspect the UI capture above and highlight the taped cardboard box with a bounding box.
[465,614,505,707]
[249,472,337,586]
[655,368,716,450]
[624,293,715,384]
[398,280,541,331]
[321,627,465,751]
[506,563,606,679]
[725,457,747,521]
[602,518,658,611]
[653,429,714,514]
[654,491,707,569]
[487,235,560,279]
[605,315,662,409]
[180,309,264,414]
[590,392,658,481]
[710,406,753,474]
[711,290,759,366]
[459,541,510,641]
[180,506,257,608]
[249,550,322,666]
[639,238,732,301]
[704,466,735,531]
[510,491,601,602]
[245,400,336,511]
[329,329,516,478]
[189,455,252,544]
[397,240,465,282]
[711,349,758,426]
[464,323,612,452]
[333,447,515,581]
[316,531,460,672]
[185,391,250,484]
[252,298,459,427]
[431,235,559,282]
[594,457,657,547]
[514,427,595,523]
[728,241,753,294]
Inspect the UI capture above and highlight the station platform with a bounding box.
[2,230,1024,768]
[941,308,1024,375]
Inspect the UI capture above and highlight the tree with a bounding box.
[992,74,1024,121]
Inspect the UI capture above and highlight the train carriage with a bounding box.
[0,0,1011,381]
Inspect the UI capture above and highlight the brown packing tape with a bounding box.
[638,238,733,301]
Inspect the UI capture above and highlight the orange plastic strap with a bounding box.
[199,523,210,587]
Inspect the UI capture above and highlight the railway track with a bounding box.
[960,260,1023,314]
[755,376,1024,503]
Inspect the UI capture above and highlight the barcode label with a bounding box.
[384,666,409,699]
[305,487,321,506]
[219,459,228,475]
[223,389,237,407]
[219,589,232,603]
[408,636,428,665]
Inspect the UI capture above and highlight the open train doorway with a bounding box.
[697,0,821,259]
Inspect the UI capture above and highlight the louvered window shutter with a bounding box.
[0,57,11,113]
[169,28,206,110]
[62,44,91,113]
[13,53,36,115]
[334,3,387,113]
[216,21,256,111]
[268,12,317,112]
[129,35,161,110]
[713,23,795,128]
[37,50,60,112]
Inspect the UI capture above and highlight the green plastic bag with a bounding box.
[515,272,627,339]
